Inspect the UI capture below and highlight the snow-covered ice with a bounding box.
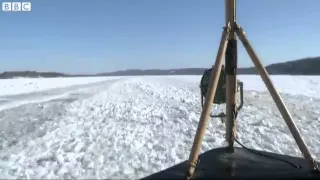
[174,75,320,98]
[0,75,319,179]
[0,77,121,96]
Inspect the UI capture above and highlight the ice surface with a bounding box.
[173,75,320,98]
[0,77,120,96]
[0,75,319,179]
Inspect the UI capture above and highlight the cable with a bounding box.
[199,84,301,169]
[234,137,301,169]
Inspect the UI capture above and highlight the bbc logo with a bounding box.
[2,2,32,12]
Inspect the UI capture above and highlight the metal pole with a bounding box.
[225,0,238,150]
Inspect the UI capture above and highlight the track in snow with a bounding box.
[0,76,319,179]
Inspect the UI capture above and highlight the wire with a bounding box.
[198,84,301,170]
[234,137,301,169]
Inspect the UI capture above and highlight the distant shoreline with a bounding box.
[1,56,319,79]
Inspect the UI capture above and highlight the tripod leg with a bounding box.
[185,26,230,178]
[236,25,319,170]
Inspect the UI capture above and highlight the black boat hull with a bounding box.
[141,147,320,179]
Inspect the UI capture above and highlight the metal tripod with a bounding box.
[185,0,319,178]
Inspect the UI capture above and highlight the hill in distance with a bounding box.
[0,56,319,79]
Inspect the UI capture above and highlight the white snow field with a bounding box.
[0,75,319,179]
[0,77,121,96]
